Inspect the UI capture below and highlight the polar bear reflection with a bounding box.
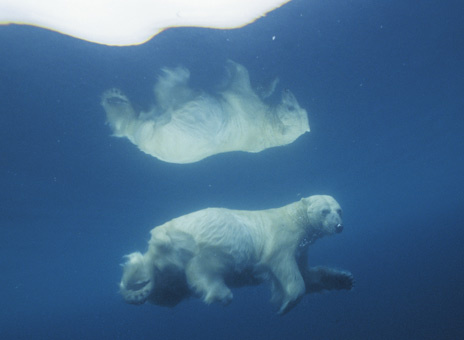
[101,61,309,164]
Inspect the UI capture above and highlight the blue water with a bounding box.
[1,0,463,339]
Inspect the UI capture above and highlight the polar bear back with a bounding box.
[154,208,266,267]
[151,204,310,269]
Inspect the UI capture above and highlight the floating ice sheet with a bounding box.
[0,0,290,46]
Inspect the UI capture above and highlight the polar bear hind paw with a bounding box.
[119,252,153,304]
[203,284,233,305]
[101,88,129,106]
[120,283,152,305]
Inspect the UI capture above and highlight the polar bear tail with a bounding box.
[119,252,153,305]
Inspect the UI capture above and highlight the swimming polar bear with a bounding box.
[101,60,309,163]
[119,195,353,314]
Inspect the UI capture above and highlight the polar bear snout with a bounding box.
[335,223,344,233]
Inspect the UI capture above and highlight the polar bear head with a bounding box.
[302,195,343,238]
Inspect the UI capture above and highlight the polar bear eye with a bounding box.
[321,209,330,216]
[336,209,342,216]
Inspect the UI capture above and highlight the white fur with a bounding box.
[101,60,309,163]
[120,195,345,314]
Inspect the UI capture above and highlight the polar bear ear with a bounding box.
[0,0,290,46]
[301,195,318,206]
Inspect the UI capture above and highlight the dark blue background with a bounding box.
[1,0,463,339]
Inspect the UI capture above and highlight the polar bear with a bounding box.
[101,60,309,164]
[119,195,353,314]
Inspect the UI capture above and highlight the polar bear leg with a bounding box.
[119,252,153,304]
[302,266,354,293]
[185,251,233,305]
[101,88,137,136]
[269,256,306,314]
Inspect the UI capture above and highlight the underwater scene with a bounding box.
[0,0,463,339]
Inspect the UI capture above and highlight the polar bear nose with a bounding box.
[335,223,343,233]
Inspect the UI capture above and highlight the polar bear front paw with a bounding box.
[304,266,355,293]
